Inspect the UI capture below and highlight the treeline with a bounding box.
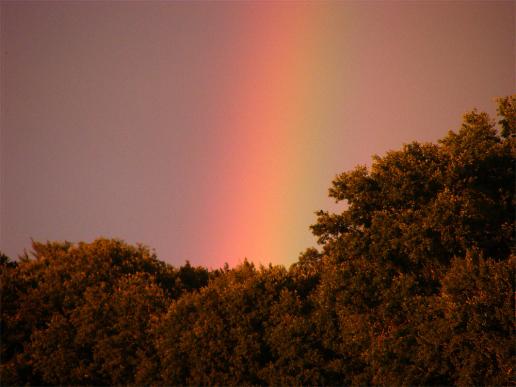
[1,97,514,386]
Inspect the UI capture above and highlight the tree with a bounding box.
[313,98,514,271]
[309,95,515,385]
[156,261,290,385]
[0,239,204,385]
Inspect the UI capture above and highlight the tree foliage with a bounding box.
[0,239,209,385]
[1,96,514,386]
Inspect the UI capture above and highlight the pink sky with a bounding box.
[1,1,514,268]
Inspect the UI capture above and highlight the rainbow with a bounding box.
[198,3,350,268]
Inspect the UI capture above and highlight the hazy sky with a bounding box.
[1,1,514,268]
